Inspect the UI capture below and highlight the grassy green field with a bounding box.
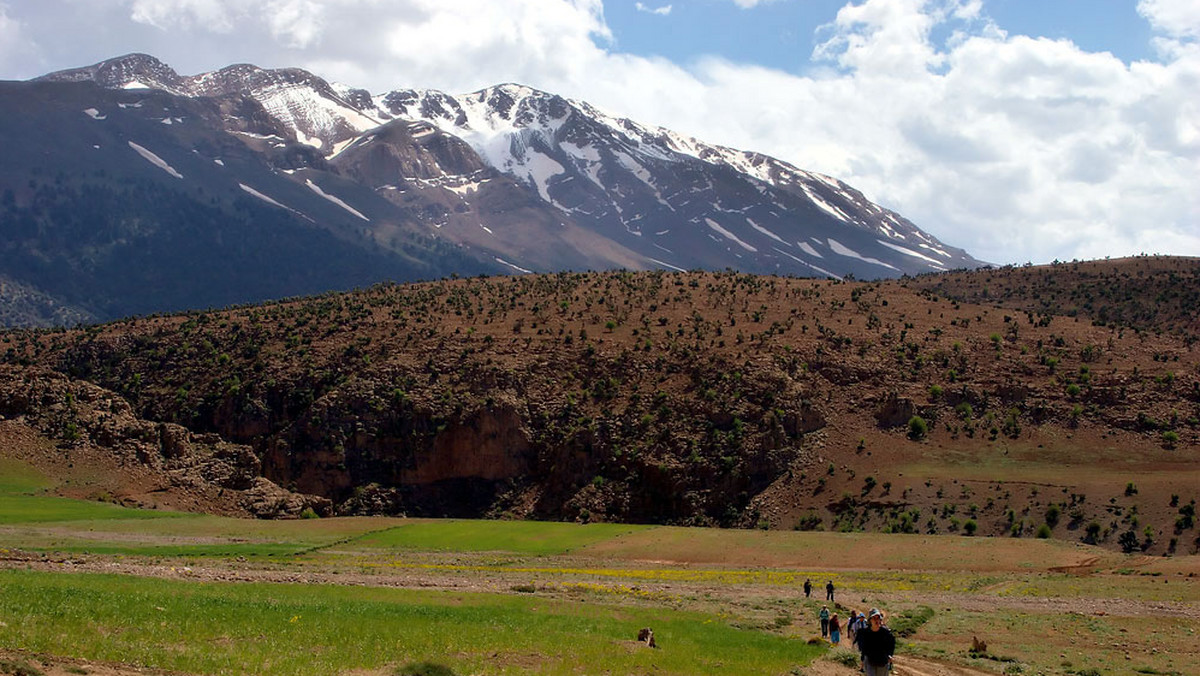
[350,519,653,556]
[0,570,818,675]
[1,456,1198,675]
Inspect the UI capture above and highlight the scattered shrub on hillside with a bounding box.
[395,663,458,676]
[907,415,928,440]
[1176,502,1196,532]
[1119,529,1140,553]
[829,651,862,668]
[1126,482,1138,496]
[1046,504,1061,527]
[963,519,978,536]
[889,606,934,638]
[1036,523,1052,539]
[0,659,43,676]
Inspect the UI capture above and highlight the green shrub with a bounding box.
[829,651,862,668]
[396,663,458,676]
[0,659,43,676]
[1036,523,1052,539]
[907,415,928,440]
[889,606,934,638]
[1046,504,1061,527]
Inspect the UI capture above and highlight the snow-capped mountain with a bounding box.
[4,54,983,325]
[37,54,983,279]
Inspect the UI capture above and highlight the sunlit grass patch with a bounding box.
[0,458,50,495]
[0,496,192,525]
[352,519,652,556]
[0,569,823,675]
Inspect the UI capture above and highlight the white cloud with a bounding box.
[129,0,237,32]
[1138,0,1200,39]
[0,3,36,68]
[635,2,671,16]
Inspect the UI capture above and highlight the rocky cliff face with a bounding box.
[0,365,328,518]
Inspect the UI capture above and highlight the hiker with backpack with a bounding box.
[857,608,895,676]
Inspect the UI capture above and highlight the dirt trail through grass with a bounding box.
[892,655,993,676]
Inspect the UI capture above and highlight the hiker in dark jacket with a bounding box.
[858,608,895,676]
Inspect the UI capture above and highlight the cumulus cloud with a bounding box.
[635,2,671,16]
[0,4,30,66]
[2,0,1197,264]
[1138,0,1200,39]
[129,0,237,32]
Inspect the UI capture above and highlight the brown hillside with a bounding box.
[2,260,1198,554]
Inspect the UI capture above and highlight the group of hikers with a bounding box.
[804,579,895,675]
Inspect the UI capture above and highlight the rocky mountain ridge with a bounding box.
[34,54,982,280]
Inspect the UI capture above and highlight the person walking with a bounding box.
[829,613,841,645]
[858,608,895,676]
[825,580,835,602]
[819,605,830,638]
[803,578,812,598]
[845,610,857,643]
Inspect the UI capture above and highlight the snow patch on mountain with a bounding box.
[877,239,944,266]
[827,238,897,271]
[128,141,182,179]
[797,241,824,258]
[239,183,311,222]
[802,185,852,223]
[647,256,686,272]
[83,108,105,120]
[495,257,532,274]
[305,179,368,221]
[772,246,840,280]
[746,218,787,246]
[705,218,757,253]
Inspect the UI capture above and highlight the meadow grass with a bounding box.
[0,495,192,525]
[351,519,653,556]
[914,606,1196,676]
[0,569,823,675]
[0,459,50,494]
[0,458,189,525]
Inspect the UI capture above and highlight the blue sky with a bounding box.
[0,0,1196,265]
[605,0,1158,74]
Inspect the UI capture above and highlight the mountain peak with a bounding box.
[36,53,182,92]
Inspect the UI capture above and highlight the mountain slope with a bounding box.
[36,55,984,280]
[0,79,500,324]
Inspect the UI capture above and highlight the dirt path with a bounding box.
[5,551,1197,621]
